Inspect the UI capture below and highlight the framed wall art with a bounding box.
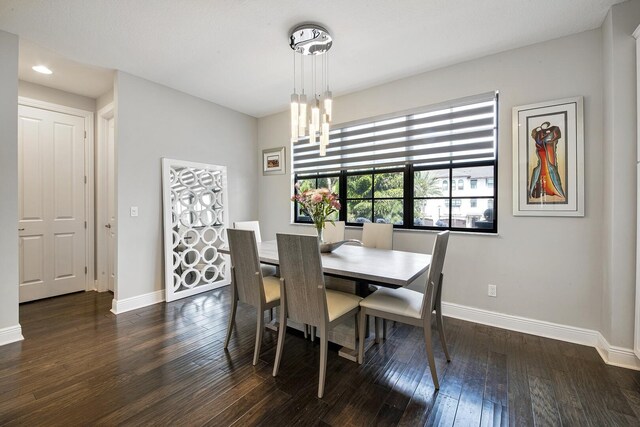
[512,96,584,217]
[263,147,286,175]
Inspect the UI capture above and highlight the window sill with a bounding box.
[288,222,500,237]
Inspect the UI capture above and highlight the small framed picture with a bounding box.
[262,147,286,175]
[512,96,584,217]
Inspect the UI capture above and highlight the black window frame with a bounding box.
[291,92,499,234]
[293,158,498,234]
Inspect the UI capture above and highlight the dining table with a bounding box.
[219,239,432,361]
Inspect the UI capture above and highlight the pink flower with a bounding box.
[311,193,323,203]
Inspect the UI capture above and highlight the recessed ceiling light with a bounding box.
[32,65,52,75]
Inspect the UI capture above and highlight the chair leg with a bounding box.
[303,324,308,339]
[224,291,237,349]
[358,309,367,364]
[253,308,264,366]
[375,317,382,344]
[436,309,451,362]
[423,323,439,389]
[311,326,316,343]
[318,326,328,398]
[383,319,387,340]
[435,273,450,362]
[273,307,288,377]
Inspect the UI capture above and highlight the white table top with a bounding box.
[220,240,431,288]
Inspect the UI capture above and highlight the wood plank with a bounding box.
[2,290,640,426]
[528,375,562,427]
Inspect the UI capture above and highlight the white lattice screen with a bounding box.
[162,159,230,302]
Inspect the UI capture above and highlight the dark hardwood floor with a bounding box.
[1,289,640,426]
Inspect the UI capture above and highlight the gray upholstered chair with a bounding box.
[233,220,278,278]
[272,233,362,398]
[322,221,345,243]
[358,231,450,389]
[224,229,281,365]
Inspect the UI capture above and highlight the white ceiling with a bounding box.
[0,0,623,117]
[18,39,113,98]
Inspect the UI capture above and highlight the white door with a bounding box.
[18,105,87,302]
[106,116,116,292]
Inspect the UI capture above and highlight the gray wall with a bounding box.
[0,30,19,333]
[602,0,640,349]
[115,71,258,301]
[258,29,605,334]
[18,80,96,111]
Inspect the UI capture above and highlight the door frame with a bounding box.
[96,102,115,295]
[17,97,95,293]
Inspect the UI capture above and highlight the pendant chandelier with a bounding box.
[289,24,333,156]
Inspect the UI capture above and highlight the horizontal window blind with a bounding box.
[292,92,497,174]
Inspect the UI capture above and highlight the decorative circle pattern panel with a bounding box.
[168,164,228,297]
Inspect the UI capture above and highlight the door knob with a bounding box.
[18,228,24,231]
[105,224,111,229]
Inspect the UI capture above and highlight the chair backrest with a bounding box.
[276,233,326,327]
[234,221,262,243]
[227,228,265,307]
[323,221,345,243]
[421,231,449,320]
[362,223,393,249]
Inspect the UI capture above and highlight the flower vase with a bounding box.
[316,223,324,244]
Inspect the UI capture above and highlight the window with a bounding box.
[345,171,404,224]
[444,199,462,208]
[292,92,498,233]
[294,174,340,223]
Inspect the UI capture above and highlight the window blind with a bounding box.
[292,92,497,174]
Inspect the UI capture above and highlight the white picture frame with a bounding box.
[512,96,584,217]
[263,146,286,175]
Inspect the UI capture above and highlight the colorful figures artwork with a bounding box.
[528,121,566,201]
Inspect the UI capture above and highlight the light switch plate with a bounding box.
[130,206,138,217]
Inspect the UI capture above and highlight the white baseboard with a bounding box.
[442,302,640,371]
[596,333,640,370]
[0,324,24,346]
[111,290,164,314]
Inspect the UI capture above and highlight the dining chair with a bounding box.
[224,229,281,366]
[358,231,450,389]
[361,222,393,249]
[273,233,362,398]
[233,220,277,278]
[361,222,393,339]
[322,221,345,243]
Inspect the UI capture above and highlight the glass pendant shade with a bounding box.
[319,139,327,156]
[290,94,299,142]
[321,121,330,147]
[298,94,307,137]
[323,91,332,122]
[311,99,320,130]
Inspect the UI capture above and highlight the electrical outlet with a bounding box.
[130,206,138,217]
[488,284,497,297]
